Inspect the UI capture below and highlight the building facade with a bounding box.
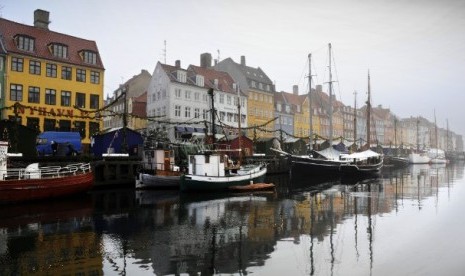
[0,10,104,148]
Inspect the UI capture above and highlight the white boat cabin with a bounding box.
[188,153,227,177]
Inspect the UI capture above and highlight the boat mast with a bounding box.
[208,88,216,149]
[416,118,420,152]
[237,85,242,165]
[308,53,313,152]
[328,43,334,148]
[353,90,357,150]
[366,71,371,149]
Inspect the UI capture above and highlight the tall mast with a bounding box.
[237,85,242,165]
[366,71,371,149]
[416,118,420,151]
[434,109,438,151]
[353,91,357,150]
[208,88,216,148]
[308,53,313,152]
[328,43,334,148]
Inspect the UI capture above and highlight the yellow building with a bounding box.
[0,10,104,149]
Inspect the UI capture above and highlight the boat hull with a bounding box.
[0,171,94,204]
[291,156,347,175]
[135,172,180,189]
[180,167,267,192]
[408,153,431,164]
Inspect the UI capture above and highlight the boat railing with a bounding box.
[0,163,92,180]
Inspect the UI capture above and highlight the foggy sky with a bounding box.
[3,0,465,136]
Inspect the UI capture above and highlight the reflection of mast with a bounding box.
[367,184,373,275]
[310,193,315,276]
[330,192,335,276]
[354,185,360,260]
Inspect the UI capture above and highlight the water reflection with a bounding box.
[0,162,463,275]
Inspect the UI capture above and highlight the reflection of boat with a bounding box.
[136,148,181,189]
[0,141,93,204]
[408,118,431,164]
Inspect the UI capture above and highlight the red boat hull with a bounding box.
[0,171,94,204]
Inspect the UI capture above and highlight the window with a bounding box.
[219,94,224,104]
[89,122,100,137]
[44,118,56,131]
[74,121,86,138]
[29,60,41,75]
[16,35,35,52]
[61,91,71,106]
[62,66,72,80]
[76,92,86,108]
[227,96,231,105]
[11,57,23,72]
[185,90,191,99]
[90,94,99,109]
[10,84,23,101]
[219,112,225,121]
[184,106,191,118]
[76,69,86,82]
[174,105,181,117]
[46,63,57,77]
[51,44,68,58]
[175,88,181,98]
[27,117,40,131]
[45,89,56,105]
[58,120,71,131]
[194,108,200,118]
[28,86,40,103]
[90,71,100,84]
[82,51,97,64]
[194,92,200,101]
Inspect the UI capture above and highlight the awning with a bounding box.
[175,126,185,132]
[185,127,195,133]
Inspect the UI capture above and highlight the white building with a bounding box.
[147,57,247,142]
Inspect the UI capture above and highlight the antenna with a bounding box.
[217,49,220,62]
[163,40,167,64]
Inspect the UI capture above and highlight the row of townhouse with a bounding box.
[107,51,463,152]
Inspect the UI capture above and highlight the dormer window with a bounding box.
[177,70,186,83]
[15,35,35,52]
[81,50,97,64]
[196,75,204,86]
[49,43,68,59]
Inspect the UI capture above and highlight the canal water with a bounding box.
[1,162,464,275]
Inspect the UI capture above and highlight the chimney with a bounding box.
[34,9,50,30]
[200,53,212,68]
[292,85,299,95]
[316,85,323,93]
[175,60,181,68]
[240,55,246,66]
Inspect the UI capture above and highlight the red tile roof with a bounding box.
[189,65,238,94]
[0,17,104,69]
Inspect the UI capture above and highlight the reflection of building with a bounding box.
[0,10,104,147]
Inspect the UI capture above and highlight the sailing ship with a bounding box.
[339,71,383,176]
[0,141,94,204]
[429,110,448,164]
[180,88,267,192]
[288,43,350,176]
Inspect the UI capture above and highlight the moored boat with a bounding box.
[0,141,94,204]
[180,152,267,192]
[135,148,181,189]
[339,149,384,176]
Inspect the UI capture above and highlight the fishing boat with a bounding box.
[135,148,182,189]
[180,88,267,192]
[0,141,94,204]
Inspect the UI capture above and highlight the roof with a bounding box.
[189,65,242,95]
[131,92,147,118]
[0,17,104,69]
